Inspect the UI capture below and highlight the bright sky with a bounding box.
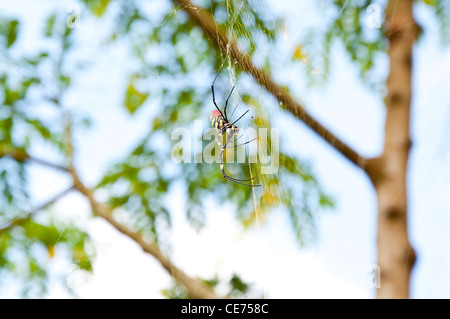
[1,0,450,299]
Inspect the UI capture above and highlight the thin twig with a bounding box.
[0,146,68,172]
[0,186,74,234]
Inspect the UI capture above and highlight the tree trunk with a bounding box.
[367,0,417,299]
[176,0,418,298]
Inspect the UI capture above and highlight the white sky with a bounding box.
[1,0,449,299]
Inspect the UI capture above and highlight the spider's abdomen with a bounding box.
[210,110,225,131]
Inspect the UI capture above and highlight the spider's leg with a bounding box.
[225,137,257,149]
[223,86,235,122]
[212,66,225,118]
[231,110,249,126]
[218,147,257,183]
[218,133,260,187]
[215,128,228,147]
[227,134,245,145]
[224,175,260,187]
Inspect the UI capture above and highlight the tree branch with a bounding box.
[60,106,221,298]
[173,0,369,170]
[69,167,222,299]
[0,186,74,234]
[0,145,68,173]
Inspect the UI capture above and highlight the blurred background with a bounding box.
[0,0,449,298]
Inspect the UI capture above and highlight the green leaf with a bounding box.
[7,20,19,48]
[24,52,48,66]
[4,89,20,106]
[202,276,219,288]
[23,221,61,248]
[161,282,190,299]
[59,74,71,87]
[319,193,335,208]
[124,79,149,114]
[45,14,57,37]
[26,119,52,140]
[81,0,111,17]
[229,274,249,295]
[422,0,437,5]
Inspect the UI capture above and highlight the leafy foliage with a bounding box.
[124,75,150,114]
[297,0,387,88]
[162,273,261,299]
[425,0,450,44]
[0,15,93,297]
[94,0,333,241]
[0,0,337,298]
[0,17,19,48]
[5,0,448,299]
[81,0,111,17]
[297,0,450,88]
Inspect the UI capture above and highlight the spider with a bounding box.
[210,67,260,187]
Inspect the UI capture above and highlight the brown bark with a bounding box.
[367,0,417,298]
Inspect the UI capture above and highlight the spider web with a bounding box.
[219,0,280,213]
[210,0,281,298]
